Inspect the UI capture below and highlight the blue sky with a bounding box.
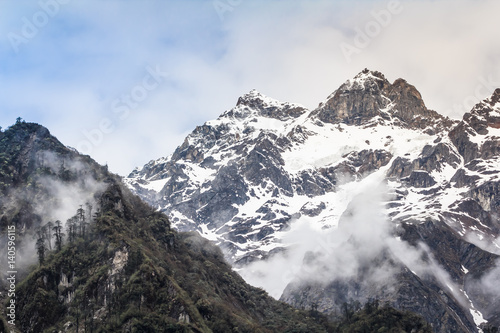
[1,0,499,175]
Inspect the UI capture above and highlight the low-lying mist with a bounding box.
[238,179,465,305]
[0,150,106,272]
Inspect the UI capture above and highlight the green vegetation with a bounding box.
[330,299,432,332]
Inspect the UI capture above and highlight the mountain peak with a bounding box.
[228,89,306,121]
[7,120,49,137]
[311,69,391,125]
[488,87,500,106]
[385,77,427,120]
[1,121,70,156]
[236,89,276,107]
[470,88,500,117]
[340,68,391,94]
[311,70,452,132]
[353,68,388,81]
[459,88,500,136]
[240,88,263,98]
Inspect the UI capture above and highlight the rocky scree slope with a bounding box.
[126,70,500,332]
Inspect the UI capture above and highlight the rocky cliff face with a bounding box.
[126,70,500,332]
[310,69,454,132]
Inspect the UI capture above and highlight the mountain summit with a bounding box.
[232,89,308,121]
[126,71,500,332]
[312,69,452,132]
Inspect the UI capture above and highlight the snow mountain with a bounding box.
[126,69,500,332]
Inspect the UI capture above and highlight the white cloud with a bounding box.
[1,0,500,175]
[218,0,500,113]
[239,180,467,305]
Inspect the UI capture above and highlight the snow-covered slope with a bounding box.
[126,70,500,332]
[126,70,451,262]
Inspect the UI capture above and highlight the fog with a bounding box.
[239,178,467,305]
[0,150,106,272]
[34,151,106,227]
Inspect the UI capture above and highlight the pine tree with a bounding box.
[34,229,46,265]
[44,221,54,250]
[58,161,72,181]
[93,208,102,222]
[85,202,95,237]
[77,206,89,238]
[67,216,78,242]
[36,238,46,265]
[53,220,64,251]
[86,202,93,221]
